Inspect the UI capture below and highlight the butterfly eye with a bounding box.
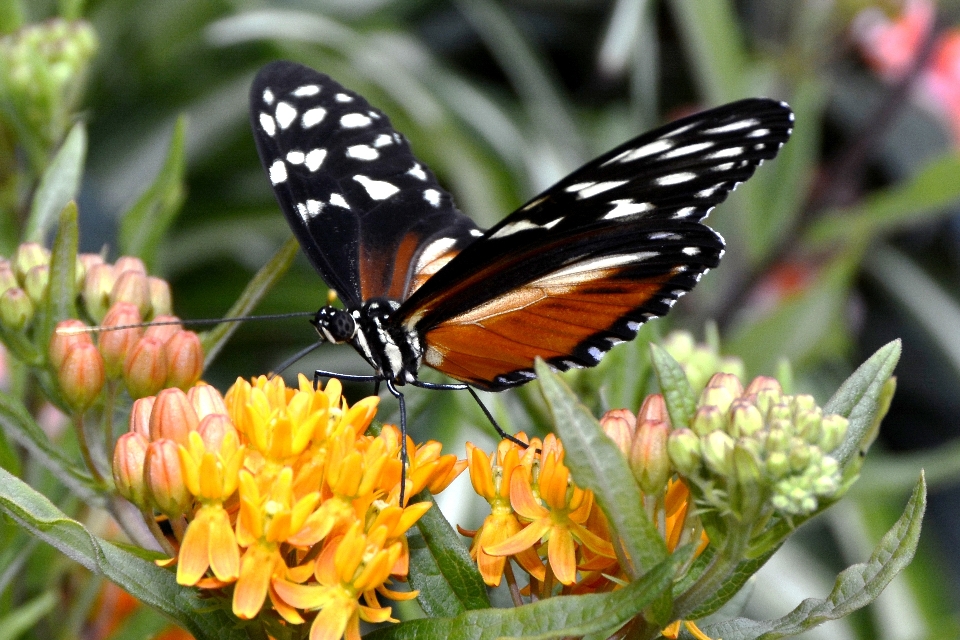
[311,307,357,344]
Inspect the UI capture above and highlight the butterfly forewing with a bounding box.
[249,61,480,308]
[397,99,793,390]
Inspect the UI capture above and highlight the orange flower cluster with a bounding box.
[113,374,465,640]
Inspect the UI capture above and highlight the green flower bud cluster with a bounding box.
[667,373,849,520]
[662,330,745,395]
[0,19,97,162]
[0,244,174,335]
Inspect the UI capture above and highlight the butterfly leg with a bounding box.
[385,379,409,506]
[312,368,380,389]
[410,379,528,450]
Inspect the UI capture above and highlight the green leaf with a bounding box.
[409,493,490,616]
[665,0,748,104]
[825,340,901,467]
[199,236,300,368]
[39,201,79,349]
[0,466,243,640]
[366,547,689,640]
[649,344,696,430]
[700,474,925,640]
[25,122,86,243]
[0,389,101,503]
[534,359,666,577]
[118,116,187,270]
[0,591,56,640]
[806,153,960,249]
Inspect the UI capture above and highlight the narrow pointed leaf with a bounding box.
[26,123,86,243]
[535,359,666,577]
[199,236,299,367]
[366,547,689,640]
[409,492,489,616]
[649,344,696,430]
[701,474,925,639]
[0,466,242,640]
[118,116,187,270]
[39,201,79,347]
[824,340,901,467]
[0,591,56,640]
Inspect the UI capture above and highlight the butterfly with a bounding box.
[250,60,792,439]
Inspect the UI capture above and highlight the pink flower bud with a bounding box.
[144,438,191,517]
[599,409,636,455]
[98,302,143,378]
[164,330,203,390]
[148,387,199,444]
[49,319,92,369]
[630,419,670,495]
[197,413,239,452]
[0,262,17,294]
[129,396,156,439]
[143,315,182,344]
[110,270,150,319]
[58,342,105,411]
[637,393,668,425]
[123,336,168,399]
[147,277,172,317]
[113,256,147,275]
[82,263,116,322]
[113,431,149,508]
[187,383,227,420]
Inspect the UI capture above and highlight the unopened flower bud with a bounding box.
[113,256,147,275]
[110,270,150,318]
[98,303,143,377]
[188,383,228,420]
[788,440,812,472]
[812,457,840,495]
[0,262,18,294]
[123,337,168,399]
[702,430,735,476]
[77,253,104,282]
[767,403,793,424]
[147,277,172,317]
[149,387,199,444]
[705,372,744,398]
[729,401,763,438]
[82,263,116,322]
[691,405,725,436]
[22,264,49,304]
[12,243,49,281]
[795,408,823,444]
[58,342,105,411]
[744,376,782,397]
[637,393,668,424]
[630,420,670,494]
[772,480,817,516]
[144,439,191,517]
[765,426,789,452]
[164,330,203,390]
[600,409,636,455]
[49,319,92,368]
[754,389,782,417]
[197,413,239,452]
[819,415,848,452]
[699,385,737,417]
[667,428,701,476]
[143,315,182,344]
[129,396,155,439]
[0,288,34,331]
[113,431,149,508]
[766,451,790,479]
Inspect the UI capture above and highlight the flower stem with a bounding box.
[672,519,750,619]
[74,412,106,484]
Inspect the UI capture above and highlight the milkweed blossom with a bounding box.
[113,374,466,640]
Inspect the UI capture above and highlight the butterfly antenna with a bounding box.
[270,341,323,378]
[55,311,316,335]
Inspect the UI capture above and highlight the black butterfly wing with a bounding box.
[250,61,480,308]
[394,99,793,390]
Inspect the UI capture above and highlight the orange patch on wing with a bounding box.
[360,233,421,300]
[410,249,460,296]
[423,271,673,388]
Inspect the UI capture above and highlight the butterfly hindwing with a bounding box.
[249,61,480,308]
[396,99,793,390]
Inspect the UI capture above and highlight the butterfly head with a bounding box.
[311,306,357,344]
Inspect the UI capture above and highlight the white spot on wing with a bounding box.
[296,203,306,218]
[408,164,427,181]
[538,253,658,284]
[292,84,320,97]
[682,247,700,256]
[603,139,674,165]
[470,229,484,237]
[305,149,327,172]
[707,146,744,159]
[330,193,350,209]
[347,145,379,161]
[341,113,372,128]
[672,206,697,219]
[649,232,681,240]
[657,172,696,186]
[286,151,305,164]
[259,113,276,137]
[275,102,297,130]
[704,118,759,134]
[262,89,274,105]
[354,175,399,200]
[603,199,652,220]
[576,180,628,199]
[697,186,720,198]
[302,107,327,128]
[416,237,458,273]
[423,189,441,206]
[374,134,393,148]
[335,93,353,102]
[662,141,714,159]
[489,220,540,238]
[305,200,322,216]
[269,160,287,185]
[748,128,770,138]
[587,347,603,362]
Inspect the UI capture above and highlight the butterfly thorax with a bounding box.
[312,300,422,384]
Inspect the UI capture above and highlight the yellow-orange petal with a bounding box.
[546,527,577,585]
[208,507,240,582]
[177,509,212,585]
[509,469,549,520]
[310,597,356,640]
[484,519,549,557]
[233,543,279,619]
